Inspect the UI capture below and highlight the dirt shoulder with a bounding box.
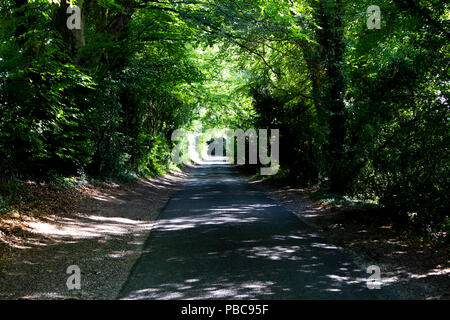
[0,169,189,300]
[240,170,449,300]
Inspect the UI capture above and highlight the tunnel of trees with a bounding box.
[0,0,448,237]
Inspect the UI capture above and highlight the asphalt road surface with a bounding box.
[119,164,399,299]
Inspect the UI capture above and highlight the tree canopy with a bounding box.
[0,0,448,236]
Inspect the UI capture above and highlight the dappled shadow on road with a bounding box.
[120,209,374,299]
[120,165,397,300]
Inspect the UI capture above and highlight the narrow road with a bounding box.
[119,164,398,299]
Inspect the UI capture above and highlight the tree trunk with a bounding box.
[306,0,347,193]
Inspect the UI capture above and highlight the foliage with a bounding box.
[0,0,448,236]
